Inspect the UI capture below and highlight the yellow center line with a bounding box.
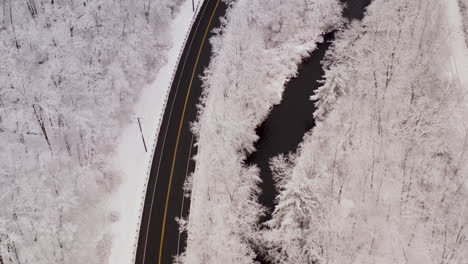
[158,0,221,263]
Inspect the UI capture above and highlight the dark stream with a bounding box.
[245,0,371,246]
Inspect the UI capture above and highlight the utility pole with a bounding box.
[192,0,195,12]
[137,117,148,153]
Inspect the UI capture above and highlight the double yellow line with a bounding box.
[158,0,221,263]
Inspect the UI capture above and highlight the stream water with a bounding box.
[245,0,372,226]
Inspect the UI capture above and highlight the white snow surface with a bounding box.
[108,1,204,263]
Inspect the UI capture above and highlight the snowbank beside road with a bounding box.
[182,0,343,263]
[265,0,468,263]
[108,1,205,263]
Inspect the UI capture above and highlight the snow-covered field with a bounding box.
[182,0,343,263]
[0,0,188,263]
[264,0,468,263]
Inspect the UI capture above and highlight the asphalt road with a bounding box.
[135,1,226,263]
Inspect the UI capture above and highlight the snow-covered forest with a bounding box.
[182,0,343,263]
[3,0,468,262]
[0,0,183,263]
[184,0,468,263]
[264,0,468,263]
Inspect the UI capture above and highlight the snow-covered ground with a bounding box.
[108,1,204,263]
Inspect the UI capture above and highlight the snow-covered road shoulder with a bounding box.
[107,1,204,263]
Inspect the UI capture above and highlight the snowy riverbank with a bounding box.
[182,0,343,263]
[265,0,468,262]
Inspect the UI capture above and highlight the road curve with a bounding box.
[135,1,227,263]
